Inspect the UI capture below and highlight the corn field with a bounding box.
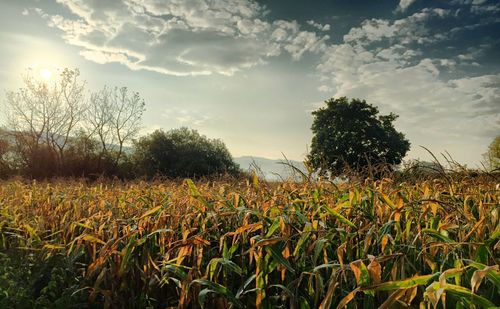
[0,175,499,308]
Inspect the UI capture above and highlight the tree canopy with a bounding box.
[308,97,410,175]
[483,135,500,171]
[133,128,240,178]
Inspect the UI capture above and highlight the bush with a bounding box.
[133,128,240,178]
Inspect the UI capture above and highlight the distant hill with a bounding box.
[234,156,307,180]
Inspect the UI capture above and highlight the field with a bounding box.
[0,175,499,308]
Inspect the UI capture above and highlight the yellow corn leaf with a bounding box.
[350,260,370,287]
[192,235,210,246]
[319,272,338,309]
[337,243,346,268]
[396,197,404,209]
[80,234,106,245]
[380,193,396,209]
[379,288,407,309]
[381,234,389,252]
[404,286,418,304]
[430,203,439,216]
[424,255,438,272]
[234,222,263,235]
[439,268,464,287]
[463,217,485,242]
[336,288,359,309]
[255,237,286,247]
[139,205,162,220]
[43,243,65,250]
[367,257,382,284]
[471,265,499,293]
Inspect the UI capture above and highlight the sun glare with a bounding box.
[39,68,53,80]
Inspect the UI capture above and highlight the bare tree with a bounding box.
[4,68,86,172]
[86,86,113,161]
[48,69,86,165]
[87,86,145,165]
[4,68,145,176]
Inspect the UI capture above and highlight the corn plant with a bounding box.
[0,175,498,308]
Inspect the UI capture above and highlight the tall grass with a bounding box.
[0,175,498,308]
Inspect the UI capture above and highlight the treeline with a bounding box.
[0,69,239,179]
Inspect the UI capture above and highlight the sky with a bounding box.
[0,0,499,167]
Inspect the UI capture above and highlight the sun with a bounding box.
[39,68,53,80]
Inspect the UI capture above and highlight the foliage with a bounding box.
[63,131,104,177]
[483,135,500,171]
[0,174,498,308]
[133,128,240,178]
[0,231,89,308]
[308,97,410,176]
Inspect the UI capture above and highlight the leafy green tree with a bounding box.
[483,135,500,171]
[308,97,410,175]
[133,128,239,178]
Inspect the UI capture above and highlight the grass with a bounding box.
[0,174,498,308]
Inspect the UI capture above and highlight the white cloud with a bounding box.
[396,0,418,13]
[451,0,500,14]
[36,0,328,76]
[307,20,331,31]
[79,50,131,64]
[317,85,331,92]
[344,8,450,46]
[162,107,213,127]
[470,3,500,14]
[316,8,500,164]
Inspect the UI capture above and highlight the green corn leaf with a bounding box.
[475,245,488,264]
[265,218,281,238]
[486,229,500,246]
[350,260,370,287]
[162,264,187,280]
[192,279,243,308]
[265,245,295,274]
[294,223,313,257]
[269,284,294,299]
[119,236,137,276]
[321,206,356,229]
[427,282,497,308]
[313,239,327,263]
[236,274,257,299]
[207,258,243,280]
[422,229,454,243]
[362,273,438,292]
[185,179,211,210]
